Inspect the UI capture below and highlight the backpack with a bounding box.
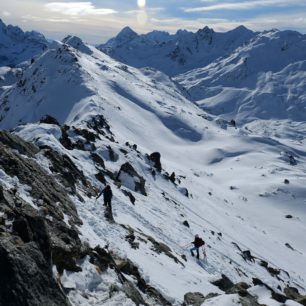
[198,238,205,247]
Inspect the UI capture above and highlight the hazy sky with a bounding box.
[1,0,306,43]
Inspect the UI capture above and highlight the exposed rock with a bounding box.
[179,187,189,197]
[125,233,139,249]
[183,292,205,306]
[183,220,190,228]
[267,266,280,276]
[116,162,147,196]
[285,242,295,250]
[122,189,136,205]
[95,171,106,184]
[149,152,162,172]
[284,286,300,300]
[43,148,95,198]
[74,127,99,143]
[211,274,234,291]
[0,130,39,158]
[87,115,113,140]
[226,282,250,296]
[242,250,255,263]
[170,172,176,183]
[271,291,287,303]
[252,278,287,303]
[0,135,81,225]
[108,145,119,162]
[91,152,105,169]
[89,246,150,306]
[239,294,262,306]
[115,256,171,305]
[0,233,70,306]
[232,242,255,263]
[296,296,306,305]
[39,115,60,126]
[59,125,74,150]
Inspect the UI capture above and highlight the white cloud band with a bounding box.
[45,2,117,16]
[185,0,306,13]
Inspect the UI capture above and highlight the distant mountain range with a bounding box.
[0,19,49,67]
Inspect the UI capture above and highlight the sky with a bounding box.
[1,0,306,44]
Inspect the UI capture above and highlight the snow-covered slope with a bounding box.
[174,29,306,136]
[0,37,306,305]
[0,19,49,67]
[99,25,255,76]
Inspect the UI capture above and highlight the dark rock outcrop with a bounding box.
[0,233,70,306]
[40,115,60,125]
[149,152,162,172]
[284,286,300,299]
[0,133,81,225]
[183,292,205,306]
[212,274,234,291]
[116,162,147,195]
[0,131,90,304]
[43,148,95,198]
[296,296,306,305]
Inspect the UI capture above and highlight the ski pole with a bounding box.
[182,243,192,249]
[203,247,207,262]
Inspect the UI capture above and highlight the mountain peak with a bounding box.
[62,35,92,54]
[229,25,253,35]
[116,26,138,41]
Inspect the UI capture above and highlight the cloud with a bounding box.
[184,0,306,12]
[22,14,81,23]
[45,2,117,16]
[2,11,11,17]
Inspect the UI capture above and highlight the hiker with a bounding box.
[97,185,114,222]
[190,234,205,259]
[97,185,113,207]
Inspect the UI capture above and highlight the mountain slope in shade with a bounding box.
[0,19,49,67]
[99,25,256,76]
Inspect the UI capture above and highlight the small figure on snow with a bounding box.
[97,185,114,222]
[190,234,205,259]
[97,185,113,207]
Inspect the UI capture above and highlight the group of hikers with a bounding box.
[96,185,206,260]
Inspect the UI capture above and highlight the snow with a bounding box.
[0,19,50,67]
[1,25,306,306]
[99,25,255,76]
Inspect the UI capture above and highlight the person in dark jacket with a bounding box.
[97,185,113,207]
[190,234,205,259]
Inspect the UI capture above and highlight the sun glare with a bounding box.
[137,0,146,9]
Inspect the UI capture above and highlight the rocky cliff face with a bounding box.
[0,129,177,305]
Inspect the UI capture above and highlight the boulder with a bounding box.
[183,220,190,228]
[227,282,250,296]
[183,292,205,306]
[284,286,300,300]
[149,152,162,172]
[117,162,147,196]
[211,274,234,291]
